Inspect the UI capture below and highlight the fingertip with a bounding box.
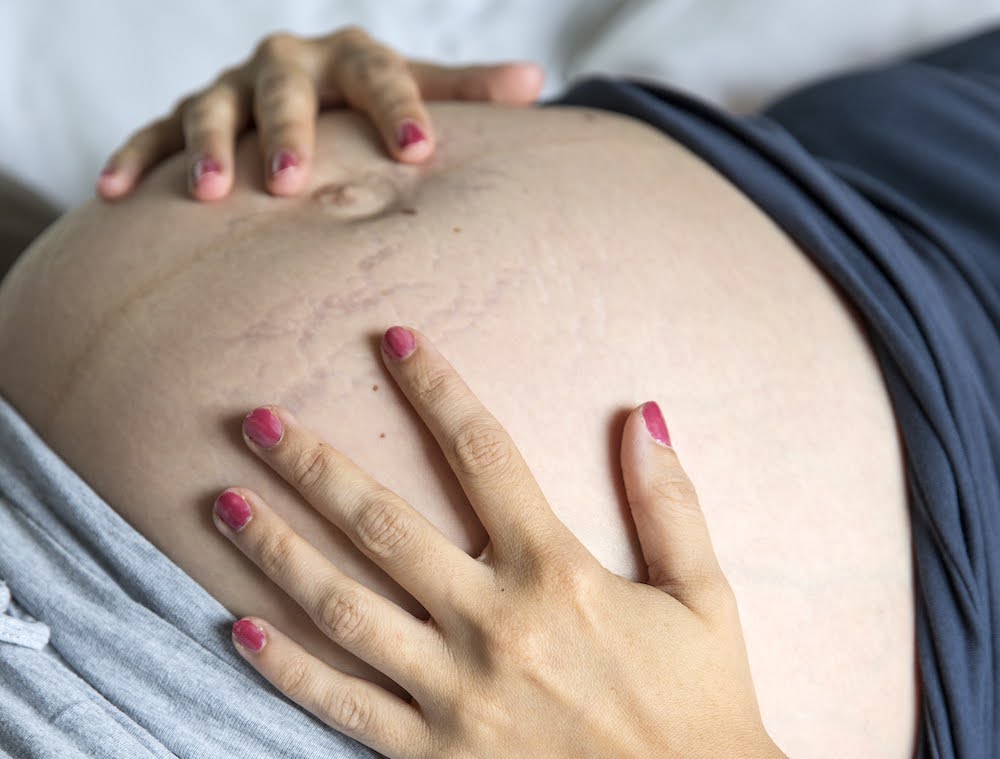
[394,120,433,163]
[266,149,309,197]
[189,155,229,201]
[213,489,254,533]
[242,405,285,449]
[640,401,673,448]
[95,169,132,200]
[232,617,267,653]
[267,157,310,197]
[381,325,418,361]
[397,139,434,164]
[506,62,545,101]
[191,173,231,201]
[488,62,545,105]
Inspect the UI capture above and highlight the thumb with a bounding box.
[621,402,730,619]
[408,61,544,105]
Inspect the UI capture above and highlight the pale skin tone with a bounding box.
[212,326,785,757]
[94,28,788,757]
[97,27,544,200]
[0,24,920,757]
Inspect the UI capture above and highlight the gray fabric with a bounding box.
[0,394,380,758]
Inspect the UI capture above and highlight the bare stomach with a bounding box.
[0,103,914,757]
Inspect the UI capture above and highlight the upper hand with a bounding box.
[212,326,786,759]
[97,27,543,202]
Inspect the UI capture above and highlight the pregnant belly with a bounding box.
[0,104,914,757]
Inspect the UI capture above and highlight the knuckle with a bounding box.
[331,25,369,46]
[316,588,370,645]
[182,95,217,126]
[535,553,591,601]
[359,50,402,77]
[255,529,299,579]
[252,66,315,128]
[451,420,512,479]
[291,443,336,492]
[193,84,235,113]
[649,468,700,512]
[277,651,315,703]
[353,495,414,560]
[344,48,404,87]
[256,32,301,61]
[215,65,243,85]
[411,365,454,407]
[257,118,301,147]
[371,89,420,120]
[480,612,547,673]
[255,66,304,104]
[323,686,374,735]
[128,122,166,150]
[172,94,197,119]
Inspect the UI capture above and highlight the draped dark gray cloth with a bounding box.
[553,28,1000,759]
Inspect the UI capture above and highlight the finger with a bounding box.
[231,617,431,757]
[212,488,447,693]
[239,405,486,621]
[326,30,434,164]
[96,114,185,200]
[620,402,734,622]
[182,77,251,201]
[253,56,318,196]
[379,326,566,566]
[409,60,545,105]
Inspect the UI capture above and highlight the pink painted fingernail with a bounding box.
[382,326,416,360]
[191,156,222,185]
[214,491,252,531]
[232,619,266,652]
[270,149,298,176]
[397,120,426,149]
[641,402,672,447]
[243,407,283,449]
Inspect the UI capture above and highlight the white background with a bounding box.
[3,0,1000,208]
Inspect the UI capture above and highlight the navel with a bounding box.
[310,174,400,221]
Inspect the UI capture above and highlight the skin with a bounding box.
[96,27,544,202]
[0,28,917,758]
[210,328,786,757]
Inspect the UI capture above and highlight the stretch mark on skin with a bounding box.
[41,205,291,427]
[45,237,233,427]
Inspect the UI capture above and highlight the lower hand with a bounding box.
[211,326,786,758]
[98,27,543,201]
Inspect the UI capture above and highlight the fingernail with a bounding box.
[382,326,416,360]
[641,402,672,447]
[270,149,298,177]
[99,161,117,178]
[191,156,222,185]
[243,407,283,449]
[214,491,253,531]
[397,120,426,149]
[232,619,266,652]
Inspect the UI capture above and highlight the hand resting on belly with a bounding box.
[0,102,915,757]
